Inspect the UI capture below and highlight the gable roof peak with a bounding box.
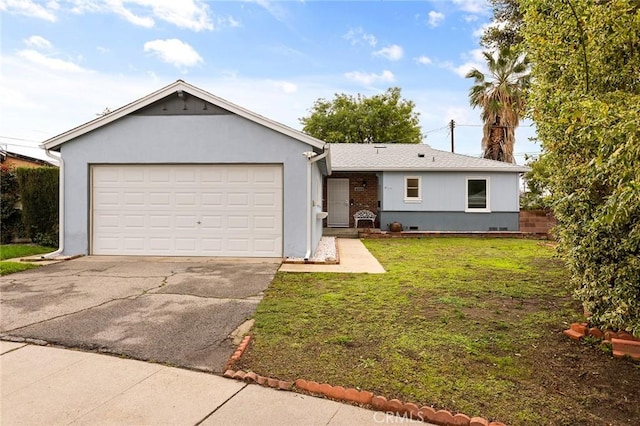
[41,80,326,151]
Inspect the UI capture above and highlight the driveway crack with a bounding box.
[3,273,176,334]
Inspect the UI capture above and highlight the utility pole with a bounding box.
[449,119,455,153]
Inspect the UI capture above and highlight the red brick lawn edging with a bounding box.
[224,335,506,426]
[563,322,640,361]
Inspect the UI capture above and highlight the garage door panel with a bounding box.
[150,192,170,205]
[123,169,145,182]
[92,165,282,257]
[123,215,145,229]
[95,214,120,230]
[254,215,277,231]
[227,193,249,206]
[228,169,249,183]
[175,192,197,206]
[97,192,120,207]
[149,215,171,229]
[202,192,223,206]
[175,169,197,183]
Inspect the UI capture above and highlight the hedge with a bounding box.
[16,167,59,247]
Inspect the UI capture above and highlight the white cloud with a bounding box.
[452,0,489,14]
[440,49,486,78]
[134,0,213,31]
[17,50,85,72]
[373,44,404,61]
[0,0,58,21]
[344,70,395,86]
[24,35,52,50]
[69,0,215,31]
[222,15,241,28]
[272,81,298,94]
[109,1,154,28]
[414,55,432,65]
[463,14,479,23]
[343,27,377,47]
[428,11,445,27]
[143,39,203,69]
[252,0,289,23]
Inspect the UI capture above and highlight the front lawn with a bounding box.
[0,244,56,260]
[237,238,640,425]
[0,244,56,276]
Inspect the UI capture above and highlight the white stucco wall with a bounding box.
[58,114,323,258]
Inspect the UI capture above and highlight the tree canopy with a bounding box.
[521,0,640,335]
[466,46,530,163]
[481,0,524,50]
[300,87,422,144]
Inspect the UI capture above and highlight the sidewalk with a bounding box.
[1,342,424,425]
[279,239,386,273]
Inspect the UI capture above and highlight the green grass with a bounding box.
[237,238,594,424]
[0,244,56,276]
[0,261,40,276]
[0,244,55,260]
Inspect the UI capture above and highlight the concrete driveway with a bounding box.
[0,256,280,373]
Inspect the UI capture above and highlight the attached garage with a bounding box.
[42,80,330,259]
[92,164,283,257]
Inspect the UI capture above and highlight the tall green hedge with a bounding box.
[16,167,59,247]
[521,0,640,335]
[1,166,22,243]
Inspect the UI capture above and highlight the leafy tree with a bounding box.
[520,153,553,210]
[481,0,524,50]
[521,0,640,335]
[300,87,422,144]
[466,46,530,163]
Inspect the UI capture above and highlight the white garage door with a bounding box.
[92,164,283,257]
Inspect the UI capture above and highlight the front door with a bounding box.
[327,178,349,227]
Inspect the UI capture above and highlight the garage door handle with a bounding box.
[196,221,201,224]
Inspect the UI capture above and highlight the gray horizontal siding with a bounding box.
[378,211,520,232]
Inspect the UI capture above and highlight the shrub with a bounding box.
[16,167,59,247]
[0,166,22,243]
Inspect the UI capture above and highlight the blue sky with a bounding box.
[0,0,538,164]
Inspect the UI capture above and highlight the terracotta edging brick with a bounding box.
[292,381,495,426]
[563,322,640,361]
[611,338,640,361]
[223,369,294,390]
[224,334,252,371]
[222,337,499,425]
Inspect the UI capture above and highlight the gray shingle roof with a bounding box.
[329,143,530,173]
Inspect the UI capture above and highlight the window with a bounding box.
[466,177,490,212]
[404,176,421,202]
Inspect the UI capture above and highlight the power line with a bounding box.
[423,125,449,134]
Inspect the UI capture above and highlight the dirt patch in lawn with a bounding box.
[236,238,640,425]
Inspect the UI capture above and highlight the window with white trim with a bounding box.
[404,176,421,202]
[466,177,490,212]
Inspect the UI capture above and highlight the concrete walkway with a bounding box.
[1,342,424,425]
[279,239,386,273]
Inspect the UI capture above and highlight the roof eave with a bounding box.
[41,80,326,151]
[332,166,530,173]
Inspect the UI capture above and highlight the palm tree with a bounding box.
[466,46,530,163]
